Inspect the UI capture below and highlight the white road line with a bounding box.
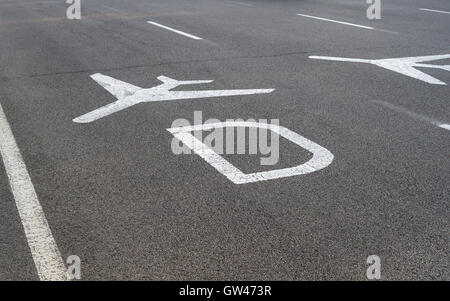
[147,21,203,40]
[0,104,67,281]
[419,8,450,15]
[370,100,450,131]
[296,13,375,30]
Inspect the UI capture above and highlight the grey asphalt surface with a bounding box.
[0,0,448,280]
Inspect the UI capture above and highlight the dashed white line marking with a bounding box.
[419,8,450,15]
[168,121,334,184]
[370,100,450,131]
[296,13,375,30]
[0,103,67,281]
[147,21,203,40]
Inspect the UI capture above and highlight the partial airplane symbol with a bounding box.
[73,74,274,123]
[310,54,450,85]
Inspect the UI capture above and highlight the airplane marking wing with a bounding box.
[374,61,447,85]
[73,98,139,123]
[414,63,450,71]
[91,73,142,99]
[383,54,450,64]
[157,89,275,101]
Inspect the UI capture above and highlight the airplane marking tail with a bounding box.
[157,75,214,86]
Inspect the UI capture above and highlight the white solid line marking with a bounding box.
[147,21,203,40]
[296,13,375,30]
[370,100,450,131]
[0,104,67,281]
[419,8,450,15]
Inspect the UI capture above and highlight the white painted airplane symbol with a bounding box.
[73,73,274,123]
[309,54,450,85]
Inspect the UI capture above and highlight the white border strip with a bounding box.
[0,104,67,281]
[419,8,450,15]
[296,13,375,30]
[147,21,203,40]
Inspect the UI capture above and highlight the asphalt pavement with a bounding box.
[0,0,448,280]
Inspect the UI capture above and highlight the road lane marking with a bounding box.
[0,0,61,7]
[147,21,203,40]
[419,8,450,15]
[0,104,67,281]
[73,73,274,123]
[168,121,334,184]
[296,13,375,30]
[370,100,450,131]
[310,54,450,85]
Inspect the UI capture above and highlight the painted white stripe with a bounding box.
[296,13,375,30]
[419,8,450,15]
[0,104,67,281]
[370,100,450,131]
[147,21,203,40]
